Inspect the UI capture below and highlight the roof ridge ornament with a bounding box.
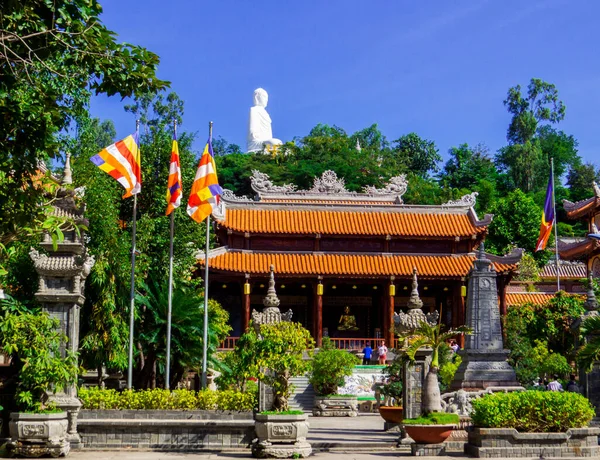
[363,174,408,202]
[443,192,478,208]
[594,181,600,198]
[250,170,297,194]
[221,189,252,202]
[309,170,348,194]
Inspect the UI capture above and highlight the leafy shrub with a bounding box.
[439,355,462,388]
[403,412,459,425]
[380,354,403,406]
[309,338,359,396]
[78,387,256,411]
[471,391,594,432]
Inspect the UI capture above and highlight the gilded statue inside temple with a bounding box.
[338,306,359,331]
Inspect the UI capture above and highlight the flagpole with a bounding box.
[165,119,177,390]
[201,121,213,389]
[551,157,561,291]
[127,120,140,389]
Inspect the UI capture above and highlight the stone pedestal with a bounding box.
[312,396,358,417]
[402,348,431,419]
[252,414,311,458]
[411,443,447,456]
[451,244,519,390]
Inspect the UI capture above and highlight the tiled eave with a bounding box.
[199,248,520,279]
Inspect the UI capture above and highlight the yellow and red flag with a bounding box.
[91,131,141,198]
[187,139,223,222]
[166,133,182,215]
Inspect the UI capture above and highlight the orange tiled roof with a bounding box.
[204,251,516,278]
[218,208,485,238]
[506,292,556,306]
[261,199,395,205]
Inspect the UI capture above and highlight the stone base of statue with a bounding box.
[450,349,520,390]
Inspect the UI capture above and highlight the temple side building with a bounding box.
[559,182,600,276]
[201,171,521,349]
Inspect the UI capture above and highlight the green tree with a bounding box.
[486,189,547,263]
[496,79,567,192]
[439,143,497,190]
[0,0,168,249]
[389,133,441,178]
[567,163,600,203]
[135,276,231,389]
[308,338,359,396]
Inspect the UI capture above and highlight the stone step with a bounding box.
[289,376,315,412]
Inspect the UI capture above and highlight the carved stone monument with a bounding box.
[451,243,519,389]
[247,88,283,153]
[29,157,94,448]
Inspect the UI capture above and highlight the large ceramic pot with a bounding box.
[378,406,403,424]
[8,411,70,457]
[253,413,311,458]
[404,424,454,444]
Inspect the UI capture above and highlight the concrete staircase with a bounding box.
[289,376,314,412]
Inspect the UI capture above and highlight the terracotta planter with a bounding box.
[378,406,403,424]
[404,424,454,444]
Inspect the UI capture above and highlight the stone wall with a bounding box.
[77,410,254,450]
[466,427,600,458]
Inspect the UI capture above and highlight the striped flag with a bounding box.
[91,132,141,198]
[535,174,555,251]
[187,139,223,223]
[166,133,182,215]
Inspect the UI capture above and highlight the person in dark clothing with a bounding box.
[362,343,373,365]
[566,374,581,393]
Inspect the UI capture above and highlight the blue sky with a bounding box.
[92,0,599,167]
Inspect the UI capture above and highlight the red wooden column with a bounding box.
[387,279,396,347]
[242,276,251,333]
[458,281,466,348]
[314,281,323,347]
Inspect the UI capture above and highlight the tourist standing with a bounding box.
[362,342,373,365]
[547,375,563,391]
[377,341,388,365]
[566,374,581,393]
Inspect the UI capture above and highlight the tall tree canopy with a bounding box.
[0,0,168,247]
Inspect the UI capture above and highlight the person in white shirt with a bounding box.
[377,341,388,365]
[547,375,563,391]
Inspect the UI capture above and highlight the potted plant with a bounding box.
[467,391,598,457]
[0,311,78,458]
[378,356,403,424]
[398,318,471,446]
[309,337,360,417]
[250,321,315,458]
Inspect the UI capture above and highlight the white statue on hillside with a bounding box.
[247,88,282,153]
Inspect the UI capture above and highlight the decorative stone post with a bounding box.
[451,243,519,390]
[29,157,94,447]
[393,269,438,434]
[252,265,292,412]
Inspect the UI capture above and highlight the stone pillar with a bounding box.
[29,166,94,447]
[451,243,519,390]
[402,348,431,419]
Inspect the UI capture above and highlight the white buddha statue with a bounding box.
[247,88,282,153]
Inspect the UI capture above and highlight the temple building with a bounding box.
[202,170,522,349]
[558,182,600,276]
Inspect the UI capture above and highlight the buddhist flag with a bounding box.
[166,133,182,215]
[187,139,223,223]
[91,132,141,198]
[535,174,555,251]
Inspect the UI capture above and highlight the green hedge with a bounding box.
[78,387,256,411]
[471,391,594,432]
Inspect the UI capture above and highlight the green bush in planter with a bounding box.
[309,338,359,396]
[78,387,257,411]
[471,390,595,432]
